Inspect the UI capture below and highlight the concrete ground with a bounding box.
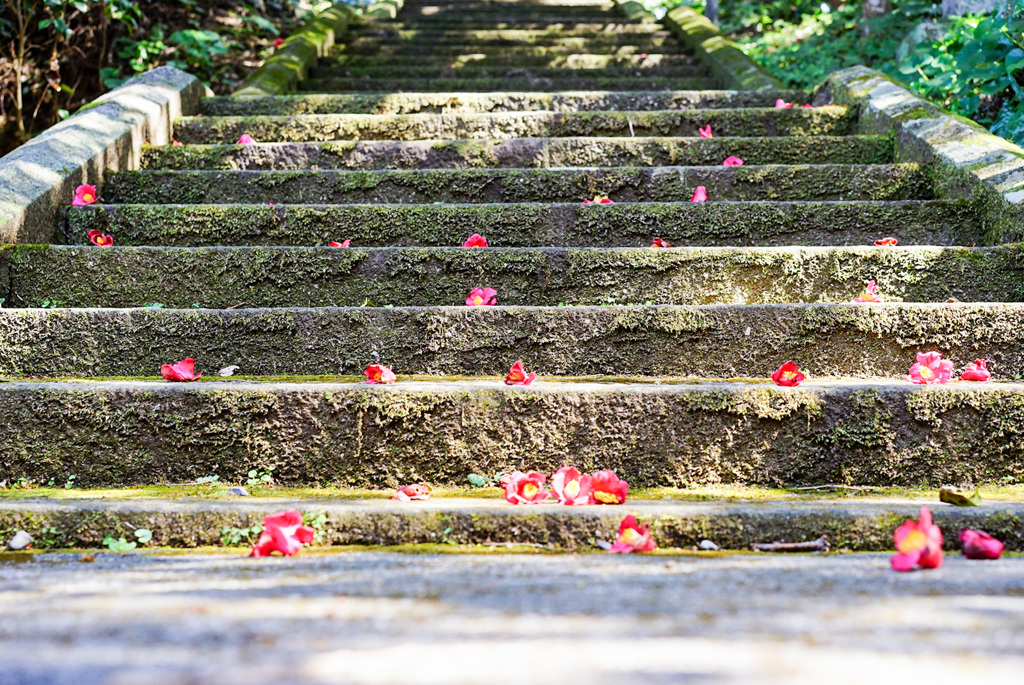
[1,551,1022,684]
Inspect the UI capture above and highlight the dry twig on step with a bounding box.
[752,536,830,553]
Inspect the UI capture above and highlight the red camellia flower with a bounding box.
[960,529,1004,560]
[722,156,744,166]
[237,134,256,145]
[87,229,114,247]
[852,280,882,304]
[589,470,628,505]
[329,240,351,248]
[609,515,657,553]
[698,125,713,138]
[505,360,536,386]
[650,237,672,248]
[171,140,183,146]
[365,364,397,384]
[391,484,432,501]
[906,351,953,385]
[891,506,943,572]
[875,237,898,246]
[583,194,614,204]
[73,184,98,206]
[499,471,550,504]
[274,38,286,49]
[771,360,806,387]
[690,186,708,203]
[466,287,497,306]
[249,510,315,557]
[960,359,991,382]
[775,98,794,108]
[550,466,593,506]
[463,233,489,247]
[160,358,202,382]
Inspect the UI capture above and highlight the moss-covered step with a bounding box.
[335,42,680,56]
[201,91,810,117]
[140,136,893,171]
[296,76,716,93]
[349,27,673,40]
[2,378,1024,487]
[100,165,931,206]
[319,53,700,69]
[3,303,1024,379]
[5,242,1012,308]
[4,497,1024,551]
[343,34,677,50]
[62,200,970,248]
[305,63,707,81]
[173,109,851,145]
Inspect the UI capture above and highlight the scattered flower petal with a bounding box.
[160,357,201,382]
[391,483,432,501]
[466,287,497,306]
[771,360,806,387]
[505,360,536,386]
[589,470,628,505]
[722,156,744,166]
[689,186,708,203]
[960,529,1004,560]
[249,509,315,557]
[237,134,256,145]
[906,351,953,385]
[891,506,943,572]
[365,364,397,384]
[875,237,898,246]
[218,365,240,377]
[583,194,614,204]
[329,240,351,248]
[550,466,593,506]
[499,471,550,504]
[959,359,991,382]
[87,229,114,247]
[852,280,882,304]
[463,233,489,247]
[172,140,183,146]
[73,184,97,206]
[650,237,672,248]
[698,125,713,138]
[609,515,657,553]
[775,99,795,108]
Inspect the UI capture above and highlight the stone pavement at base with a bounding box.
[1,552,1022,684]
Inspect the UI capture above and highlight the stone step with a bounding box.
[141,136,892,170]
[173,108,852,145]
[360,19,635,29]
[63,199,965,247]
[6,241,1004,308]
[321,53,700,69]
[100,165,931,206]
[1,497,1021,551]
[296,75,717,93]
[199,91,809,116]
[343,34,675,49]
[335,42,678,55]
[0,379,1019,487]
[305,63,707,81]
[349,27,671,40]
[2,303,1021,379]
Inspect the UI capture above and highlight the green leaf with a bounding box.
[939,486,982,507]
[134,529,153,544]
[467,474,488,487]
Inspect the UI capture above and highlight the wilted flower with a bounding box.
[890,506,943,572]
[160,358,202,382]
[466,287,497,306]
[960,529,1004,560]
[365,364,397,384]
[959,359,991,382]
[463,233,488,247]
[852,280,882,303]
[589,470,628,504]
[505,360,536,386]
[87,230,114,247]
[499,471,550,504]
[73,184,97,206]
[609,515,657,553]
[550,466,593,506]
[391,484,432,501]
[722,156,744,166]
[237,134,256,145]
[690,186,708,203]
[771,360,806,387]
[583,194,614,204]
[650,237,672,248]
[249,510,315,557]
[906,351,953,385]
[875,238,898,246]
[328,240,351,248]
[698,125,713,138]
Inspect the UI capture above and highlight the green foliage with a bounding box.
[221,523,263,546]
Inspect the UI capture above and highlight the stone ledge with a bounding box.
[0,66,202,245]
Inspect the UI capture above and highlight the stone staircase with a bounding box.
[2,0,1024,544]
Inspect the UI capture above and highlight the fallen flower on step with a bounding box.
[690,186,708,203]
[274,38,286,49]
[959,359,991,382]
[875,237,898,246]
[960,529,1004,560]
[590,470,628,504]
[651,237,672,248]
[583,194,614,204]
[775,99,794,108]
[391,483,432,502]
[699,125,713,138]
[891,506,943,572]
[328,240,351,248]
[172,140,183,146]
[722,156,744,166]
[364,364,396,384]
[466,287,497,306]
[87,230,114,247]
[249,510,315,557]
[550,466,593,506]
[505,360,535,386]
[609,515,657,553]
[73,184,97,206]
[463,233,489,247]
[771,360,806,387]
[906,351,953,385]
[160,358,202,382]
[237,134,256,145]
[500,471,550,504]
[852,280,882,304]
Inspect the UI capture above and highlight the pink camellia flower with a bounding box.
[875,237,898,246]
[463,233,488,247]
[550,466,593,506]
[698,125,713,138]
[960,529,1004,560]
[466,287,497,306]
[690,186,708,203]
[638,53,648,59]
[651,237,671,248]
[960,359,991,382]
[505,360,535,386]
[365,364,397,384]
[589,470,628,505]
[274,38,286,49]
[237,134,256,145]
[391,483,432,501]
[87,229,114,247]
[499,471,550,504]
[771,360,806,387]
[249,510,315,557]
[583,194,614,204]
[775,98,794,108]
[891,506,943,572]
[852,280,882,304]
[172,140,183,146]
[160,357,202,382]
[906,351,954,385]
[609,515,657,553]
[723,156,744,166]
[73,184,98,206]
[328,240,351,248]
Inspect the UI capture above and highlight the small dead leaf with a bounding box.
[79,553,95,563]
[939,486,982,507]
